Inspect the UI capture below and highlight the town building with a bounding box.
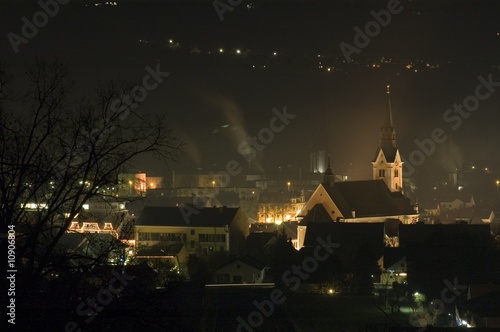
[134,206,249,270]
[296,86,419,249]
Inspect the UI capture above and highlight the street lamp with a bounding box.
[212,180,215,188]
[287,181,291,192]
[496,180,499,195]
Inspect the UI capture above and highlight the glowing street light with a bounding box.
[287,181,291,191]
[212,180,216,188]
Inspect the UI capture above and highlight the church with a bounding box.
[296,85,419,249]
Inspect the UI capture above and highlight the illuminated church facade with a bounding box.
[372,85,404,193]
[296,86,419,249]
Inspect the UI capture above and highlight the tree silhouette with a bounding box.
[0,59,182,329]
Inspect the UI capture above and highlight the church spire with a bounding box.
[372,84,403,193]
[380,84,397,147]
[383,84,393,128]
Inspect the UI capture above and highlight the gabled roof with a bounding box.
[216,255,267,271]
[246,231,277,251]
[137,206,240,227]
[57,232,117,260]
[324,180,415,218]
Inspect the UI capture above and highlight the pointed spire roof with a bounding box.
[383,84,393,128]
[374,84,398,162]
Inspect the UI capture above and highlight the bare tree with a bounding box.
[0,59,182,324]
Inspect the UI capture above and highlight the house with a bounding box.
[135,206,249,261]
[56,232,121,266]
[134,242,188,272]
[257,190,306,223]
[424,196,477,223]
[214,256,269,283]
[66,199,134,240]
[246,221,298,255]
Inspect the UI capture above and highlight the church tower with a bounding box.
[372,85,403,192]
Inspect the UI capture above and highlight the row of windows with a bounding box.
[199,234,226,242]
[138,232,226,244]
[138,233,187,242]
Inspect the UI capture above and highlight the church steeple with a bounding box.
[380,84,397,146]
[323,154,335,187]
[372,84,403,192]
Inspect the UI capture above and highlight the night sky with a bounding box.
[2,0,500,179]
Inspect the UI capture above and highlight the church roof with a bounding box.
[324,180,415,218]
[299,203,334,225]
